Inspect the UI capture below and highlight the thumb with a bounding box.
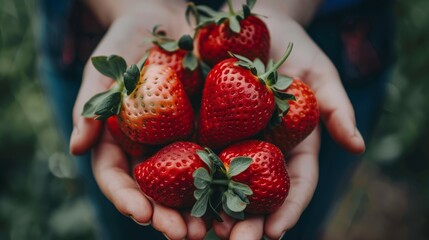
[69,64,112,155]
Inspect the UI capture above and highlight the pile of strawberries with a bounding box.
[83,0,319,220]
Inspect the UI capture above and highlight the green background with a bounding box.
[0,0,428,239]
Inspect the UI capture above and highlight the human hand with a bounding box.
[92,126,208,240]
[211,1,365,239]
[212,128,320,240]
[69,2,208,239]
[265,12,365,155]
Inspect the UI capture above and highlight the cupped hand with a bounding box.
[69,2,208,239]
[92,126,208,240]
[212,2,364,238]
[212,128,320,239]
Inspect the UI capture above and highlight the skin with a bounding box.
[70,0,365,239]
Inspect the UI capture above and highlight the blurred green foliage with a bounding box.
[0,0,94,239]
[368,0,429,205]
[0,0,428,239]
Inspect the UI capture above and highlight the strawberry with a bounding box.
[218,140,290,215]
[188,0,270,67]
[264,79,319,154]
[198,43,295,149]
[82,55,194,145]
[144,26,202,97]
[134,142,208,208]
[106,116,148,158]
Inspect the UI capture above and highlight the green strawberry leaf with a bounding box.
[178,35,194,51]
[186,2,199,25]
[253,58,265,75]
[229,180,253,195]
[82,88,120,118]
[205,147,227,173]
[214,14,229,25]
[159,41,179,52]
[82,90,110,117]
[222,198,245,220]
[196,150,213,170]
[91,55,127,81]
[231,188,250,204]
[274,91,296,101]
[137,51,149,70]
[246,0,257,10]
[228,16,241,33]
[194,188,207,200]
[229,52,252,64]
[224,190,247,213]
[93,91,122,120]
[193,167,212,190]
[274,96,290,116]
[183,52,198,71]
[123,64,140,95]
[191,188,211,217]
[273,75,293,91]
[227,157,252,177]
[265,71,277,86]
[242,4,251,19]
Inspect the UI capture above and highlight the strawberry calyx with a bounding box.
[186,0,257,34]
[230,42,297,126]
[148,25,199,71]
[81,55,143,120]
[191,148,253,220]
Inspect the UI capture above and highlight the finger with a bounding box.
[305,57,365,154]
[264,128,320,239]
[182,211,209,240]
[69,65,111,155]
[230,215,264,240]
[212,211,237,240]
[92,129,153,224]
[151,202,187,240]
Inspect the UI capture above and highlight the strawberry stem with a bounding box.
[227,0,235,15]
[259,42,294,80]
[212,179,229,186]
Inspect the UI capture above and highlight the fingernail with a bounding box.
[69,127,79,155]
[354,127,366,153]
[130,216,151,226]
[162,233,171,240]
[279,231,286,239]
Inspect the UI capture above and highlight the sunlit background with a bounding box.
[0,0,428,239]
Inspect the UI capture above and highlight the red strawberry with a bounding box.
[198,44,295,149]
[82,55,194,145]
[189,0,270,67]
[134,142,207,208]
[218,140,290,215]
[264,79,319,154]
[118,64,194,144]
[106,116,148,158]
[145,27,202,97]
